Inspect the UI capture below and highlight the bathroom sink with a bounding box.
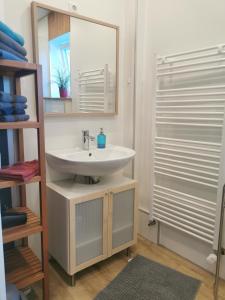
[46,145,135,176]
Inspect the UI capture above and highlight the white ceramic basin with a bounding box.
[46,145,135,176]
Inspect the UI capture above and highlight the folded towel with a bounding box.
[0,41,26,61]
[0,30,27,56]
[0,160,39,181]
[0,21,24,46]
[2,212,27,229]
[0,114,29,122]
[0,102,27,110]
[0,108,25,115]
[0,91,27,103]
[0,49,27,62]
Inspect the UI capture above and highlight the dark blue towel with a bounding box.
[0,21,24,46]
[0,108,26,115]
[0,91,27,103]
[0,30,27,56]
[0,41,26,61]
[0,49,27,62]
[0,103,27,110]
[0,114,29,122]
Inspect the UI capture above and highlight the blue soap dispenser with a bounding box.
[97,128,106,149]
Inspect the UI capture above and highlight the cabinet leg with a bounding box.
[126,247,134,262]
[70,274,76,287]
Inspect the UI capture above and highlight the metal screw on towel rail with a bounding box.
[214,184,225,300]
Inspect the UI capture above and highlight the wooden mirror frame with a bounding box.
[31,1,119,117]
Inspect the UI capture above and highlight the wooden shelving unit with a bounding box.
[0,121,40,130]
[4,247,44,289]
[3,207,42,244]
[0,59,49,299]
[0,175,41,189]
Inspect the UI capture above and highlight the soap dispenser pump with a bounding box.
[97,128,106,149]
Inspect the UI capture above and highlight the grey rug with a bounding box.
[95,255,201,300]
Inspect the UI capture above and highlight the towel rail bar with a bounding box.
[156,122,223,127]
[153,190,216,211]
[158,58,225,71]
[157,85,225,93]
[154,171,218,188]
[154,185,217,206]
[155,161,218,177]
[155,156,219,171]
[155,141,221,152]
[155,137,222,146]
[155,147,220,159]
[153,206,214,233]
[157,65,225,77]
[155,151,219,165]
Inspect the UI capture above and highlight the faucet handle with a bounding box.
[82,130,89,136]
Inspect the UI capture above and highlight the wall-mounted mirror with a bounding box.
[31,2,119,116]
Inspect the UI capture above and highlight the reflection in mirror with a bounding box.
[36,7,118,115]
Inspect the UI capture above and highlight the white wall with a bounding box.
[135,0,225,278]
[2,0,135,257]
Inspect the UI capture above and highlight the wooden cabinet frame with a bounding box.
[70,191,108,274]
[108,182,138,257]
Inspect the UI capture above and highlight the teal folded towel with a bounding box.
[0,114,29,122]
[0,21,24,46]
[0,91,27,103]
[0,49,27,61]
[0,30,27,56]
[0,41,26,61]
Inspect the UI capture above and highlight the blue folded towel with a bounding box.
[0,21,24,46]
[0,41,26,61]
[0,49,27,62]
[0,108,25,115]
[0,30,27,56]
[0,103,27,110]
[0,114,30,122]
[0,91,27,103]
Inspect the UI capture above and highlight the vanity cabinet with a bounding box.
[47,177,137,277]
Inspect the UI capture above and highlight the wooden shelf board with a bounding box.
[4,246,44,289]
[0,121,40,130]
[3,207,42,244]
[0,60,38,77]
[0,175,41,189]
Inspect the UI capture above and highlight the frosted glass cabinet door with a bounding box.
[110,183,137,255]
[71,193,108,272]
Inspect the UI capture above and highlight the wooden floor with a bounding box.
[33,236,225,300]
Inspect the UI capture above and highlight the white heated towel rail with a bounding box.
[78,64,109,112]
[152,44,225,249]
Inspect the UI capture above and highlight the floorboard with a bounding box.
[32,236,225,299]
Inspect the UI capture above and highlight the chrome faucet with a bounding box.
[82,130,95,151]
